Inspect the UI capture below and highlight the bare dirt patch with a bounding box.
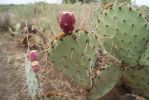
[0,32,30,100]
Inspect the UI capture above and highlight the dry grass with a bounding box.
[0,32,30,100]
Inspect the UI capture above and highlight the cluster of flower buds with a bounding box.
[28,50,40,73]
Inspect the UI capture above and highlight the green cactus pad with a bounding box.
[25,57,39,100]
[88,63,120,99]
[123,66,149,98]
[48,31,99,87]
[93,5,149,66]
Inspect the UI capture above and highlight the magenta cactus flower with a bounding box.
[28,50,38,62]
[31,61,40,73]
[59,11,75,34]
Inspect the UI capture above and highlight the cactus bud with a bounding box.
[31,61,40,73]
[59,11,75,34]
[28,50,38,61]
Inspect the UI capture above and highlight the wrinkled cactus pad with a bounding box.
[48,30,99,88]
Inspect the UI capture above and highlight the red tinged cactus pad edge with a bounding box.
[59,11,75,35]
[28,50,38,62]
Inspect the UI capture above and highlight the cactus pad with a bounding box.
[91,4,149,99]
[88,63,120,99]
[25,57,39,100]
[123,65,149,98]
[48,30,99,87]
[93,5,149,66]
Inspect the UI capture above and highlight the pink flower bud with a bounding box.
[59,11,75,34]
[28,50,38,62]
[31,61,40,73]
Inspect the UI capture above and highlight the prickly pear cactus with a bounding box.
[93,4,149,66]
[48,30,99,88]
[25,56,39,100]
[92,4,149,98]
[89,63,120,99]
